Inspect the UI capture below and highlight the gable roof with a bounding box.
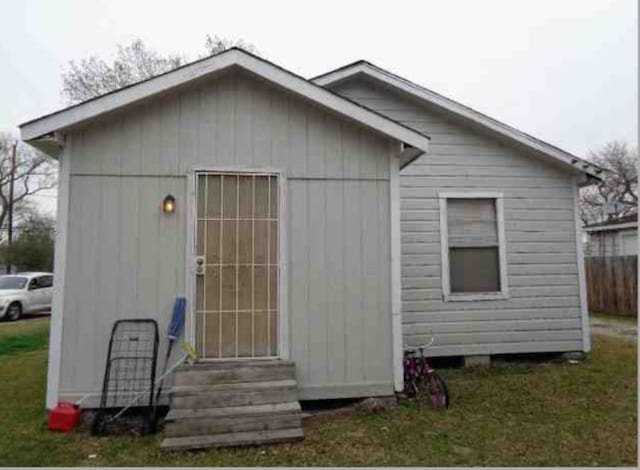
[20,49,430,158]
[312,60,602,181]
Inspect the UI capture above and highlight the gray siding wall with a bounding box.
[60,71,394,404]
[331,77,584,356]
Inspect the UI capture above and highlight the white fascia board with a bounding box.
[313,63,602,180]
[20,50,430,153]
[313,63,371,87]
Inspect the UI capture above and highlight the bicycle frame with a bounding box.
[403,342,435,397]
[403,337,450,409]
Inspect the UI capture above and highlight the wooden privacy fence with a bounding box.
[585,256,637,316]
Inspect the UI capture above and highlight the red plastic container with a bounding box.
[48,402,81,432]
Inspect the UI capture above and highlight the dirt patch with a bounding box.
[591,316,637,341]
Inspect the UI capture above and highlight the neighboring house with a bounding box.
[584,214,638,257]
[20,49,601,414]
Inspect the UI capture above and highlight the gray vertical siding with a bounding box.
[61,175,186,401]
[331,77,584,356]
[60,71,395,404]
[288,179,391,398]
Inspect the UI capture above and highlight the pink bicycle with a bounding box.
[403,338,449,409]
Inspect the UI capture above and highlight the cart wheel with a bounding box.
[91,411,106,436]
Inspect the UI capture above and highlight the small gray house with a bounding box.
[21,49,601,448]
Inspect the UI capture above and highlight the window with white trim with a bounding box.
[439,193,508,301]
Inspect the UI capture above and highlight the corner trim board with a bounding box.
[390,151,403,392]
[573,177,591,352]
[46,135,70,409]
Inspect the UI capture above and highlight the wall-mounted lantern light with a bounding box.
[162,194,176,214]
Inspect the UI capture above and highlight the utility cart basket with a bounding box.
[91,319,159,435]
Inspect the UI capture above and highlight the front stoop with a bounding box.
[161,360,304,451]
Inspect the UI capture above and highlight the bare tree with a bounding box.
[61,39,186,104]
[0,135,57,242]
[62,36,258,104]
[579,141,638,225]
[201,34,259,57]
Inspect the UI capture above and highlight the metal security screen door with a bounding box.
[195,172,279,359]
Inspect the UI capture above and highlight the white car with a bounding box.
[0,272,54,321]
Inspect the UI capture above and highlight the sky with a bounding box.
[0,0,636,215]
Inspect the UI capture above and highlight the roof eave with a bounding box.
[398,145,424,169]
[20,49,430,156]
[312,63,602,181]
[28,134,63,159]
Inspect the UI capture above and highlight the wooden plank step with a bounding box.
[164,411,301,438]
[161,427,304,451]
[170,383,298,409]
[179,360,295,371]
[166,402,301,421]
[174,364,295,386]
[171,380,297,394]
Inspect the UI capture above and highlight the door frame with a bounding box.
[185,166,289,360]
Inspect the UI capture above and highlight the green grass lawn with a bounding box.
[0,320,636,467]
[0,317,50,357]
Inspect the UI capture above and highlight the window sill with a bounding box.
[444,292,509,302]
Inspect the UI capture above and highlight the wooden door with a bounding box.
[195,173,279,359]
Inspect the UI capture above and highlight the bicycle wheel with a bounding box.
[425,372,449,409]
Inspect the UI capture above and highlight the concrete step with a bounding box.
[166,401,301,421]
[174,363,295,386]
[170,380,298,409]
[161,427,304,451]
[164,411,301,438]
